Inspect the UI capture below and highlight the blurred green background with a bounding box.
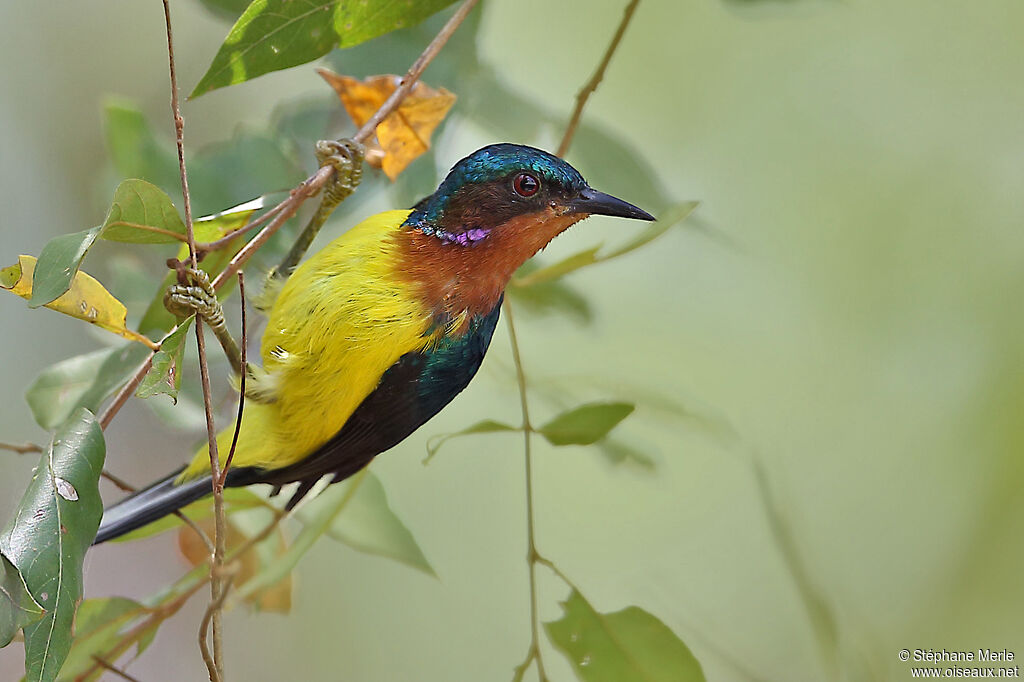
[2,0,1023,680]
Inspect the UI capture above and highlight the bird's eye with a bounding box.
[513,172,540,197]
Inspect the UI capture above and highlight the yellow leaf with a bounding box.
[177,517,292,614]
[0,255,156,349]
[319,70,456,180]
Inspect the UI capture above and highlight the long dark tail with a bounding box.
[94,467,214,544]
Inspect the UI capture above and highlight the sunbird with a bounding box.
[95,143,653,543]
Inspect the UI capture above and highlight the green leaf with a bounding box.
[57,597,145,680]
[1,410,106,682]
[99,180,187,244]
[27,228,101,308]
[544,590,705,682]
[198,0,253,21]
[512,203,698,289]
[597,438,655,470]
[424,419,518,462]
[233,469,370,604]
[25,344,152,431]
[537,402,635,447]
[191,0,458,97]
[514,246,601,288]
[602,202,699,260]
[136,316,195,401]
[103,99,180,194]
[0,552,44,648]
[324,471,434,575]
[507,272,593,324]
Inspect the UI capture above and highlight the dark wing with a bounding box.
[228,299,502,507]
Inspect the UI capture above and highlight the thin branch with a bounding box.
[352,0,480,145]
[162,1,224,679]
[556,0,641,158]
[98,354,154,430]
[91,657,144,682]
[102,469,137,493]
[199,571,237,679]
[195,201,289,254]
[220,271,247,484]
[503,299,548,682]
[0,441,42,454]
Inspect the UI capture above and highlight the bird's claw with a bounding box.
[164,267,225,330]
[316,138,364,208]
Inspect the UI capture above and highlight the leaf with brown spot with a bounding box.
[0,256,156,349]
[319,70,456,180]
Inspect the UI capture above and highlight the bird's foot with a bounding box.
[164,266,224,329]
[315,138,364,209]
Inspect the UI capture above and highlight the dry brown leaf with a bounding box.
[318,69,456,180]
[177,517,292,614]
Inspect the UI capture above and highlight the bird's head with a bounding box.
[401,144,654,317]
[407,143,654,245]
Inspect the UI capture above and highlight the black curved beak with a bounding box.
[568,186,655,221]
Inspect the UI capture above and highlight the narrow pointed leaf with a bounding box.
[537,402,635,447]
[324,471,434,575]
[57,597,146,680]
[424,419,518,462]
[99,180,187,244]
[1,256,157,347]
[0,552,44,647]
[512,203,699,288]
[1,410,106,682]
[545,590,705,682]
[233,469,369,603]
[136,316,195,401]
[191,0,458,97]
[25,344,152,431]
[27,228,100,308]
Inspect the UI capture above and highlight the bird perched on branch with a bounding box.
[94,143,653,543]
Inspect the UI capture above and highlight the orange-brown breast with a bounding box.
[395,207,584,321]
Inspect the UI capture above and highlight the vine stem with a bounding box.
[556,0,641,158]
[161,1,225,679]
[503,299,548,682]
[508,2,641,679]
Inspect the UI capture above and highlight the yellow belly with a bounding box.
[181,209,432,480]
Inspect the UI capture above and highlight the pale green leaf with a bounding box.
[26,344,152,431]
[136,316,195,401]
[99,180,186,244]
[545,590,705,682]
[27,229,101,308]
[325,471,434,575]
[538,402,635,447]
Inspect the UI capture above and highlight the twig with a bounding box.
[199,571,237,678]
[98,354,154,430]
[220,271,247,484]
[0,441,42,454]
[510,5,642,679]
[91,656,144,682]
[195,201,288,254]
[351,0,480,145]
[556,0,641,158]
[162,1,224,679]
[503,299,548,682]
[102,469,137,492]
